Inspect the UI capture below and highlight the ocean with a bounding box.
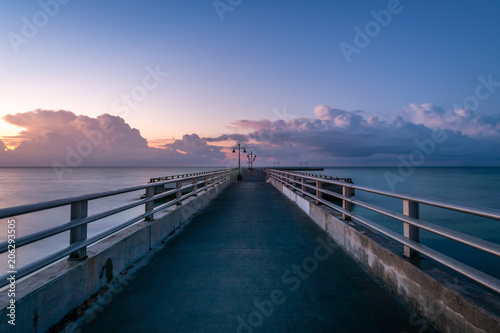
[0,167,499,281]
[0,166,224,275]
[317,167,500,280]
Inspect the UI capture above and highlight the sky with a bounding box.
[1,0,500,167]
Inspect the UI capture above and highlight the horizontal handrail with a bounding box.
[292,177,500,257]
[265,168,500,294]
[291,172,353,183]
[149,169,230,183]
[0,169,234,288]
[277,170,500,221]
[0,170,232,219]
[0,185,184,253]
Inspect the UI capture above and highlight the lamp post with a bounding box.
[247,151,257,177]
[247,151,257,170]
[232,143,246,181]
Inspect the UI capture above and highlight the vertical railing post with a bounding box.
[301,177,306,195]
[342,185,351,220]
[403,200,420,258]
[176,180,182,205]
[69,200,88,260]
[192,177,198,196]
[145,186,154,221]
[315,180,322,205]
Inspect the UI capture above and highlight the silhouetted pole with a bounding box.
[247,151,257,170]
[232,143,246,181]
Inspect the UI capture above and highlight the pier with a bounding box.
[1,168,499,332]
[79,169,431,332]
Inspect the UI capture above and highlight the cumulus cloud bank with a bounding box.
[1,104,499,167]
[207,105,500,166]
[400,103,500,139]
[0,110,226,167]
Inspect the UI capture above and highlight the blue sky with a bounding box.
[1,0,500,166]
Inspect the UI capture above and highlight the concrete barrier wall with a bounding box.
[268,178,500,333]
[0,178,234,333]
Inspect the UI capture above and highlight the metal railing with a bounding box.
[149,169,229,183]
[265,169,500,294]
[0,169,234,288]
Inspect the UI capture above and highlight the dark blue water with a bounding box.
[316,167,500,280]
[0,167,223,274]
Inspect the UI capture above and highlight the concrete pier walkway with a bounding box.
[79,170,435,332]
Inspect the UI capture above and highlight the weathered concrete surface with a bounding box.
[0,176,234,333]
[268,176,500,333]
[76,169,434,333]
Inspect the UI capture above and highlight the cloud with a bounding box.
[163,134,226,162]
[1,110,148,166]
[400,103,500,139]
[2,104,499,168]
[0,110,226,167]
[212,104,500,166]
[202,133,249,143]
[3,110,79,138]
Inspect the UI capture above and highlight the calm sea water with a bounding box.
[319,167,500,280]
[0,167,499,282]
[0,167,223,274]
